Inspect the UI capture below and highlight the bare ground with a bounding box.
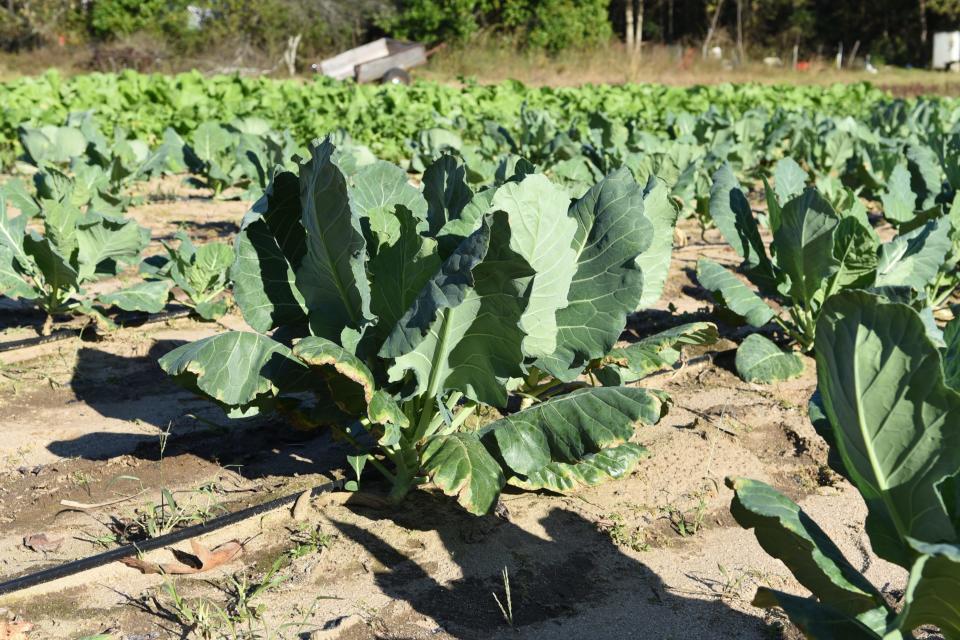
[0,203,910,640]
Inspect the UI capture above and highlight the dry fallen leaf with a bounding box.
[291,488,313,520]
[120,539,242,575]
[0,618,33,640]
[22,533,62,553]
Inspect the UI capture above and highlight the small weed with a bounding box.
[492,566,515,628]
[133,486,226,539]
[223,557,288,625]
[661,486,713,538]
[287,523,336,560]
[602,513,650,552]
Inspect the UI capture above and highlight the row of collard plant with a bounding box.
[1,93,958,634]
[151,136,959,638]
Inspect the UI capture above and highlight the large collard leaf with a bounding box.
[0,199,29,267]
[943,318,960,391]
[42,201,82,259]
[535,168,652,381]
[816,291,960,566]
[380,211,533,407]
[19,125,87,166]
[75,216,146,281]
[880,163,916,225]
[158,331,311,412]
[368,207,442,345]
[709,164,776,288]
[350,160,427,248]
[906,143,942,211]
[232,171,308,333]
[897,540,960,638]
[490,173,578,359]
[480,386,667,480]
[597,322,718,385]
[98,280,171,313]
[423,154,473,236]
[875,217,951,291]
[773,188,840,308]
[421,432,505,515]
[295,140,371,340]
[696,258,775,327]
[634,176,680,308]
[181,242,232,297]
[734,334,805,383]
[728,477,887,617]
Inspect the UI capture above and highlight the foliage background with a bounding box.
[0,0,958,67]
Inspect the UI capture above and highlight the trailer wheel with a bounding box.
[382,68,411,85]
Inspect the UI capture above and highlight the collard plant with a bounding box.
[139,231,233,320]
[0,195,162,332]
[728,290,959,639]
[697,160,950,382]
[159,140,693,514]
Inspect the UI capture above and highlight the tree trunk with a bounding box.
[736,0,744,61]
[625,0,635,51]
[920,0,928,45]
[702,0,725,59]
[636,0,644,57]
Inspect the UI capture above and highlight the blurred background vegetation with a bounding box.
[0,0,958,75]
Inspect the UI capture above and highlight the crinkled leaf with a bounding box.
[75,216,146,281]
[422,432,505,515]
[600,322,718,383]
[293,336,376,413]
[480,386,667,477]
[508,442,648,492]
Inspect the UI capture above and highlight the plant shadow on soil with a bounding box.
[47,342,350,480]
[332,492,770,639]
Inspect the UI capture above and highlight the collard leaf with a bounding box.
[231,171,308,333]
[491,173,578,359]
[696,258,775,327]
[98,280,171,313]
[880,163,916,225]
[368,206,441,345]
[75,216,147,281]
[350,160,427,247]
[509,442,648,492]
[158,331,311,411]
[773,188,840,308]
[293,336,376,413]
[876,217,952,291]
[381,211,533,406]
[23,232,78,295]
[535,168,652,381]
[943,317,960,392]
[423,154,473,236]
[897,541,960,638]
[0,245,35,300]
[734,334,805,383]
[829,217,879,290]
[480,386,667,478]
[709,164,775,286]
[751,590,887,639]
[728,477,885,616]
[816,291,960,566]
[601,321,718,383]
[773,157,808,204]
[422,432,505,515]
[634,176,681,308]
[295,140,371,340]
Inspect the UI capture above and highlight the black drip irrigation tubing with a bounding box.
[0,480,343,597]
[0,308,193,354]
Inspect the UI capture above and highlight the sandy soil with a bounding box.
[0,201,913,640]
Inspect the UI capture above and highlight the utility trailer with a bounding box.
[313,38,427,84]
